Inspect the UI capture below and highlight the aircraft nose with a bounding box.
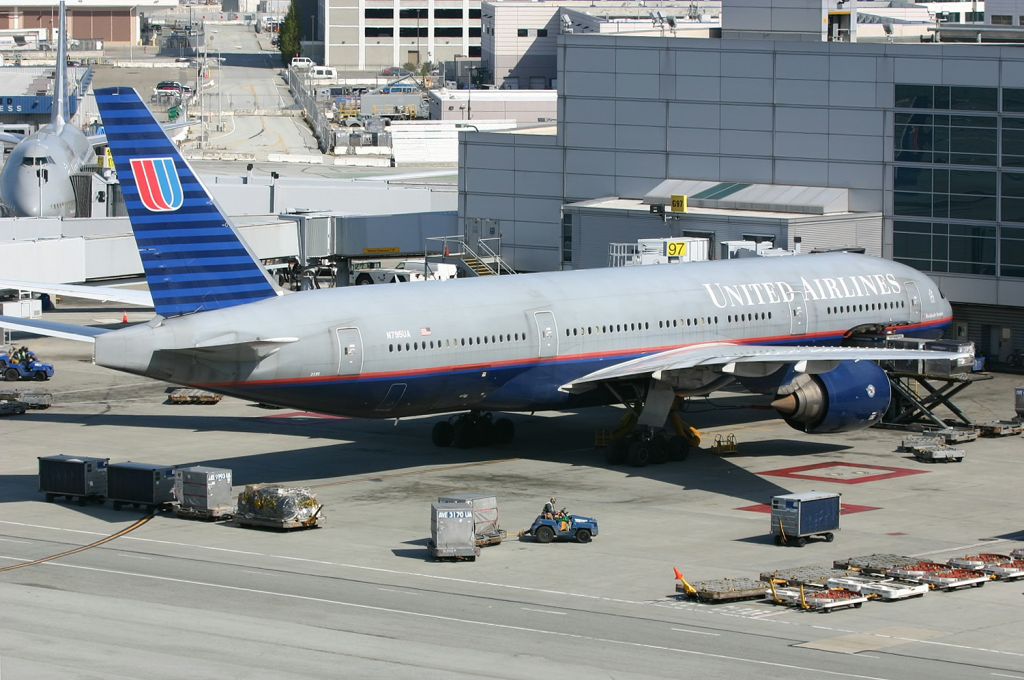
[4,178,42,217]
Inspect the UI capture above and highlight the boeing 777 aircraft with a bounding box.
[0,87,962,466]
[0,0,97,218]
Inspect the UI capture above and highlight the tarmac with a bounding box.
[1,303,1022,679]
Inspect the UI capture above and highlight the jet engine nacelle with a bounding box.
[771,361,891,434]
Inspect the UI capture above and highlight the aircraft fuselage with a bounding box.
[93,253,952,418]
[0,122,95,217]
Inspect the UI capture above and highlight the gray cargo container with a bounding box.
[38,454,109,503]
[174,466,234,519]
[108,462,176,510]
[437,493,502,546]
[429,501,479,560]
[770,492,840,547]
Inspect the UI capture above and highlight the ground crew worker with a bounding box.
[542,497,556,519]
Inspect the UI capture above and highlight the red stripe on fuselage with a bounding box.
[199,316,953,390]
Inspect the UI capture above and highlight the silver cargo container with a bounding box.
[174,466,233,515]
[38,454,109,501]
[108,462,176,509]
[430,501,479,560]
[437,493,501,545]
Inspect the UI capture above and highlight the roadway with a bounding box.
[0,315,1022,678]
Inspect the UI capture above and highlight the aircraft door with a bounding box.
[789,297,807,335]
[534,311,558,358]
[905,281,922,319]
[335,327,363,375]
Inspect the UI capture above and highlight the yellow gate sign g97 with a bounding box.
[671,194,688,213]
[667,241,688,257]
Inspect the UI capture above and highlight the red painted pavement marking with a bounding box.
[736,503,880,515]
[757,461,928,485]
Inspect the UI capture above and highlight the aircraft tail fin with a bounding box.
[52,0,67,127]
[94,87,279,318]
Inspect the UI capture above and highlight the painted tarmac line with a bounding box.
[910,539,1008,557]
[521,607,567,616]
[0,555,896,680]
[671,627,720,636]
[378,587,419,595]
[991,674,1024,679]
[116,554,152,560]
[0,539,29,544]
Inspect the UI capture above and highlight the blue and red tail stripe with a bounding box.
[95,87,277,318]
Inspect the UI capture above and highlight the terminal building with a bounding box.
[0,0,176,46]
[457,0,1024,361]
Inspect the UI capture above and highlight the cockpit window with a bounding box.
[21,156,50,166]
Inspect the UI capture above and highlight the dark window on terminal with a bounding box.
[537,28,548,37]
[517,28,528,36]
[561,213,572,263]
[991,14,1012,24]
[399,27,428,37]
[468,26,481,37]
[364,27,394,37]
[365,8,393,18]
[400,8,427,18]
[468,45,481,57]
[469,8,481,18]
[434,8,462,18]
[965,11,984,21]
[435,27,461,37]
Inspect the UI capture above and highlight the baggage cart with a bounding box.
[918,569,989,590]
[770,492,840,546]
[912,446,965,463]
[437,493,504,547]
[0,390,51,409]
[977,420,1023,437]
[825,575,929,600]
[676,577,767,603]
[107,462,176,511]
[168,388,222,404]
[429,501,479,560]
[174,466,234,521]
[947,553,1009,570]
[982,560,1024,581]
[38,454,109,505]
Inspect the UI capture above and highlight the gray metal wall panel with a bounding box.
[721,156,773,182]
[829,134,883,162]
[827,81,878,108]
[616,151,666,179]
[668,153,720,180]
[720,130,772,156]
[668,127,721,154]
[616,125,666,151]
[615,73,661,99]
[827,108,884,136]
[775,106,829,133]
[774,132,828,159]
[722,77,774,103]
[668,102,720,128]
[942,58,999,86]
[674,76,721,101]
[774,159,831,186]
[776,53,829,80]
[721,104,774,131]
[515,171,564,198]
[775,78,829,106]
[616,48,661,74]
[616,100,666,127]
[564,97,614,124]
[829,56,878,82]
[676,50,720,76]
[566,149,615,175]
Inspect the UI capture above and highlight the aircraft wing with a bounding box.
[0,315,110,343]
[559,343,973,394]
[0,280,153,307]
[0,131,26,145]
[87,119,194,148]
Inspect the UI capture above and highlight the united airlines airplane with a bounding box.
[0,87,961,466]
[0,0,96,218]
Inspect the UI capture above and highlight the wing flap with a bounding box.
[559,343,974,393]
[0,315,108,343]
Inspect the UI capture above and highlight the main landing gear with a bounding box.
[432,411,515,448]
[603,381,701,468]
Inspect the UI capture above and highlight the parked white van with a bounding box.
[290,56,314,69]
[308,65,337,80]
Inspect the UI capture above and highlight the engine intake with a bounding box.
[772,360,891,434]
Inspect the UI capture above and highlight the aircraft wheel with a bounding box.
[650,437,669,464]
[453,419,477,448]
[431,421,455,447]
[4,368,19,381]
[575,528,592,544]
[667,436,690,461]
[493,418,515,444]
[627,441,651,467]
[824,532,835,543]
[774,534,785,546]
[795,536,807,547]
[535,525,555,544]
[606,439,628,465]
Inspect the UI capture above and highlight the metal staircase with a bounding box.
[427,235,516,277]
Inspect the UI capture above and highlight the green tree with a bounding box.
[278,1,301,66]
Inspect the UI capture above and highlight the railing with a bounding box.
[287,67,333,153]
[426,235,516,276]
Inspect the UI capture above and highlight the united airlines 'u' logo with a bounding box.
[129,157,183,212]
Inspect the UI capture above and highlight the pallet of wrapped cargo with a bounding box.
[437,493,504,546]
[174,466,234,521]
[0,390,52,409]
[38,454,109,505]
[168,388,222,405]
[235,485,323,530]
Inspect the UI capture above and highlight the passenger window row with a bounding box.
[826,300,905,315]
[389,331,527,353]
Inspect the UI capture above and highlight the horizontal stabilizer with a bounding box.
[0,279,153,307]
[0,315,110,343]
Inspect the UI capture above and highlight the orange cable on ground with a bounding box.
[0,513,154,574]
